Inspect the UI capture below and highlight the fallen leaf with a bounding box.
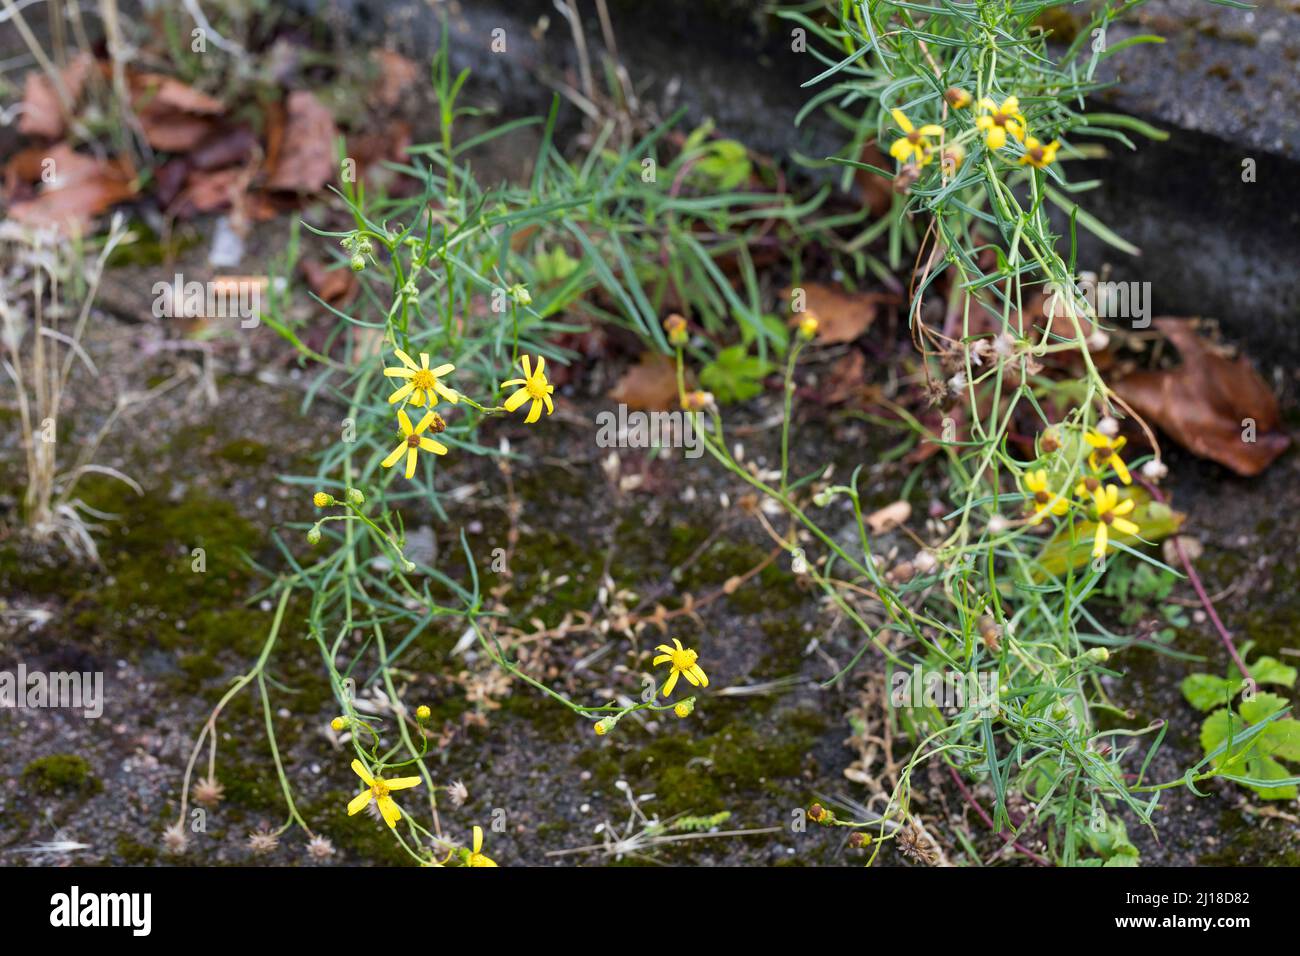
[265,91,338,194]
[18,53,94,139]
[608,351,679,411]
[818,349,868,404]
[131,73,224,114]
[174,167,246,216]
[371,50,419,109]
[300,258,358,307]
[187,125,258,170]
[867,500,911,534]
[6,144,136,234]
[786,282,891,344]
[1113,318,1289,476]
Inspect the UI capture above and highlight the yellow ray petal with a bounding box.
[347,790,373,816]
[382,441,406,469]
[378,795,402,828]
[405,446,419,479]
[504,388,531,412]
[524,399,543,424]
[385,776,423,791]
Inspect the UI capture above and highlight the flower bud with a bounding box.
[307,526,322,546]
[346,488,365,506]
[674,699,694,719]
[330,716,347,731]
[664,313,689,346]
[313,492,333,508]
[416,705,431,720]
[944,87,972,109]
[799,314,819,340]
[350,254,366,272]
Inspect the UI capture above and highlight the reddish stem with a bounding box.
[1138,477,1250,680]
[947,766,1051,866]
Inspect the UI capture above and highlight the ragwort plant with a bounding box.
[171,42,811,864]
[658,0,1297,864]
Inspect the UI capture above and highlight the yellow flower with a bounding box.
[652,638,708,697]
[347,759,421,828]
[888,108,944,166]
[415,705,431,720]
[467,825,497,867]
[799,314,819,339]
[313,492,333,508]
[384,349,459,407]
[1083,429,1132,484]
[1090,484,1140,559]
[1018,136,1061,169]
[381,408,448,479]
[330,716,347,731]
[501,354,554,424]
[1023,468,1069,523]
[975,95,1026,150]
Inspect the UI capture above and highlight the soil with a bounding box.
[2,241,1297,866]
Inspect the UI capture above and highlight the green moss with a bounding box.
[22,754,102,795]
[216,439,270,466]
[621,715,816,817]
[115,835,159,865]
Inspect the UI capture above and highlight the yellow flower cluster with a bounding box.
[379,350,555,479]
[888,90,1061,174]
[1020,426,1141,559]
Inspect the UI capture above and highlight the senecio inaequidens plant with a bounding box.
[168,33,785,867]
[714,0,1293,865]
[169,5,1293,868]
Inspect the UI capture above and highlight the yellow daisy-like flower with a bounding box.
[975,95,1026,150]
[347,759,421,829]
[888,108,944,166]
[381,408,448,479]
[501,354,554,424]
[467,825,497,867]
[652,638,708,697]
[384,349,459,407]
[1083,429,1132,484]
[1018,136,1061,169]
[1023,468,1069,523]
[1090,484,1140,559]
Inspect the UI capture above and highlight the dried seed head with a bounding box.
[192,775,225,808]
[162,823,188,855]
[247,828,279,855]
